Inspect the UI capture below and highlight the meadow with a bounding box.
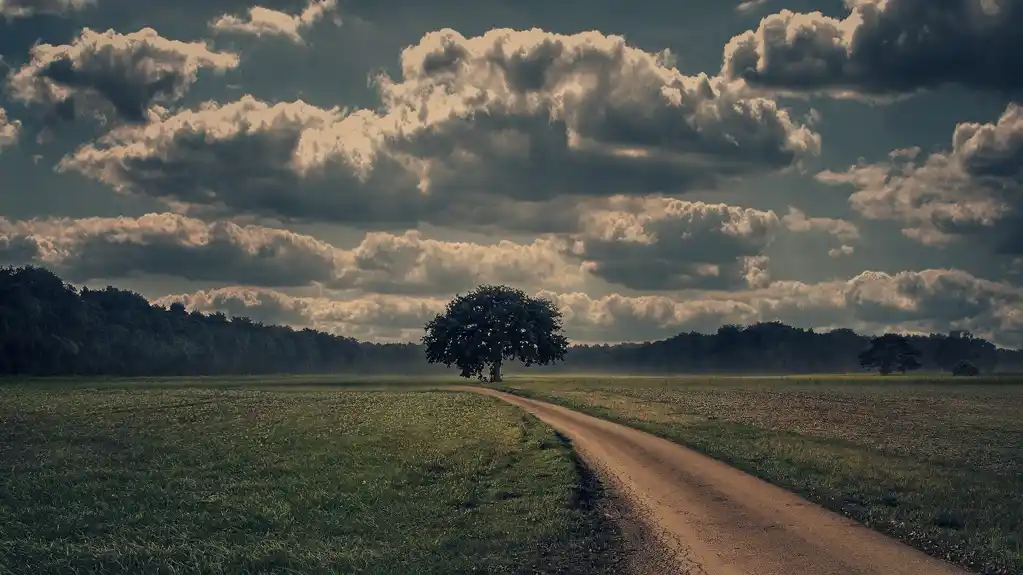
[0,382,629,574]
[501,374,1023,575]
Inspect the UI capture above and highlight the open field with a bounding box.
[500,374,1023,575]
[0,384,628,574]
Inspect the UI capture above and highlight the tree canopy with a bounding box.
[422,285,568,382]
[858,334,922,375]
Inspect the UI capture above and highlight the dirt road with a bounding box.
[452,386,968,575]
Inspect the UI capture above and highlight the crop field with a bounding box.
[0,383,628,574]
[501,374,1023,575]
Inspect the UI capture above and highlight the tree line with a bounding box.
[551,322,1022,375]
[1,266,1020,377]
[0,266,429,376]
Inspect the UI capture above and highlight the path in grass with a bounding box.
[0,386,629,574]
[501,376,1023,575]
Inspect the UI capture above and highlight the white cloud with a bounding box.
[782,207,859,242]
[154,287,446,342]
[210,0,339,44]
[829,245,855,258]
[736,0,770,13]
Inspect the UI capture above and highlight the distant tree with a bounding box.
[422,285,568,382]
[859,334,922,375]
[951,361,980,376]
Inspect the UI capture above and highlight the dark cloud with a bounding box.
[7,27,238,123]
[564,197,778,290]
[0,213,589,293]
[819,103,1023,253]
[58,28,819,230]
[0,212,336,285]
[722,0,1023,98]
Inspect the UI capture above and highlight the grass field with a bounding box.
[501,374,1023,575]
[0,383,628,574]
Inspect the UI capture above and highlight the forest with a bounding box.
[1,265,1020,376]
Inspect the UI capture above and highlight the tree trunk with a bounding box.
[489,361,503,383]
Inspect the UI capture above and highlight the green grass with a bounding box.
[499,374,1023,575]
[0,383,627,574]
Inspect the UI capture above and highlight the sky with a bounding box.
[1,0,1022,347]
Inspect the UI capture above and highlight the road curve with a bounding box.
[449,386,968,575]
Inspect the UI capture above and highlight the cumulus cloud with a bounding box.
[782,207,860,242]
[154,287,446,342]
[210,0,338,44]
[722,0,1023,98]
[0,212,586,293]
[155,268,1023,347]
[332,230,585,295]
[7,28,239,123]
[551,267,1023,345]
[818,103,1023,252]
[0,213,337,286]
[0,107,20,151]
[0,0,92,18]
[829,245,855,258]
[60,27,819,229]
[566,196,779,290]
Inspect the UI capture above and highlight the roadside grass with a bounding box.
[0,385,627,574]
[500,374,1023,575]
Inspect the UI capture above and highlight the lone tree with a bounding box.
[422,285,568,383]
[858,334,922,375]
[951,360,980,376]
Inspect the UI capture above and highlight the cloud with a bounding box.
[0,212,586,293]
[549,267,1023,345]
[781,207,860,242]
[154,287,446,342]
[331,230,585,295]
[60,27,819,229]
[7,27,239,123]
[566,196,779,290]
[0,212,337,286]
[722,0,1023,98]
[155,267,1023,347]
[829,245,855,258]
[0,200,862,295]
[0,0,92,18]
[818,103,1023,252]
[210,0,338,44]
[735,0,770,13]
[0,107,20,151]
